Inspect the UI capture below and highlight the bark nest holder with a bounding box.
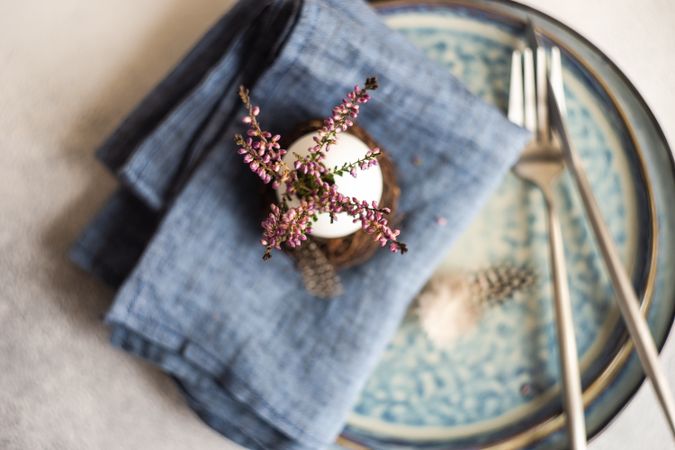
[271,119,401,271]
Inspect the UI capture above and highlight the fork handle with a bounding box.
[545,194,587,450]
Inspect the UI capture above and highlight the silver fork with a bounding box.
[509,47,587,449]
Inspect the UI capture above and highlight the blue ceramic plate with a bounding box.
[338,1,675,449]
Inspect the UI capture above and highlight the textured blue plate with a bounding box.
[338,1,675,449]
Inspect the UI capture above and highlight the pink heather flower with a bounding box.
[234,77,407,260]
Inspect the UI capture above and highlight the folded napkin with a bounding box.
[71,0,530,448]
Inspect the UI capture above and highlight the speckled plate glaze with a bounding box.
[338,1,675,449]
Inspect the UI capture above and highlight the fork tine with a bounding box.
[536,47,549,142]
[508,50,524,126]
[550,47,566,116]
[523,48,537,133]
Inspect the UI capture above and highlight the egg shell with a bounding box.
[277,132,383,239]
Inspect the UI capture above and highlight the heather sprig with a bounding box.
[235,77,407,260]
[260,202,315,260]
[331,147,382,178]
[234,87,289,188]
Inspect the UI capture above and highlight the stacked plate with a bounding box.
[338,1,675,449]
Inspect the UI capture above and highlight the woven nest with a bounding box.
[274,120,401,270]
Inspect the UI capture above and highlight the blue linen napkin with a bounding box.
[71,0,530,448]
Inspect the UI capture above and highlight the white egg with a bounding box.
[276,132,383,239]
